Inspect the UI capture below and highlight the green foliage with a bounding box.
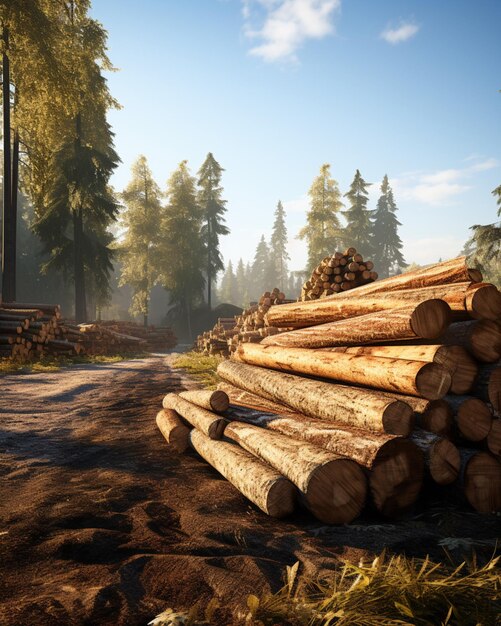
[160,161,205,339]
[219,259,238,304]
[299,164,344,272]
[270,200,289,291]
[250,235,273,299]
[466,184,501,287]
[119,155,163,321]
[173,352,223,389]
[371,175,406,277]
[343,169,373,257]
[197,152,229,307]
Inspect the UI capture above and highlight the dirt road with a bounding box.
[0,355,498,625]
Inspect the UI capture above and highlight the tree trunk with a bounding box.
[143,313,148,328]
[73,114,87,323]
[325,344,478,396]
[162,393,227,439]
[224,421,367,524]
[179,389,229,413]
[221,389,424,517]
[217,360,414,435]
[262,300,452,349]
[189,429,296,518]
[207,217,212,310]
[156,409,190,453]
[410,428,460,485]
[236,343,451,400]
[1,27,15,302]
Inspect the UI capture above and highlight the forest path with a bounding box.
[0,354,498,626]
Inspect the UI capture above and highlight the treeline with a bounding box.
[218,164,407,308]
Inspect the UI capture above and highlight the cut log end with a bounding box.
[468,268,483,283]
[468,284,501,320]
[417,399,454,437]
[464,452,501,513]
[382,400,415,436]
[435,345,478,395]
[415,362,452,400]
[266,478,298,518]
[210,390,230,412]
[430,439,461,485]
[410,299,452,339]
[487,420,501,459]
[470,320,501,363]
[307,459,366,524]
[155,409,190,453]
[457,398,492,442]
[370,439,424,516]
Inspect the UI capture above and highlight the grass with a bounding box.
[172,351,223,389]
[0,352,150,375]
[149,554,501,625]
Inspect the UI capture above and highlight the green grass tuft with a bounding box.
[0,352,150,376]
[172,351,224,389]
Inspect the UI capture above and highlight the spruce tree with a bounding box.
[235,258,247,307]
[160,160,205,340]
[251,235,270,299]
[298,164,343,272]
[467,184,501,284]
[118,156,162,326]
[197,152,229,309]
[270,200,289,291]
[219,260,237,304]
[343,169,373,257]
[371,175,406,277]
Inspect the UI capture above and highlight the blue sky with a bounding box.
[91,0,500,272]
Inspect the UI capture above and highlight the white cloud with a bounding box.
[390,157,498,206]
[243,0,341,63]
[283,194,309,213]
[403,236,465,265]
[381,21,419,45]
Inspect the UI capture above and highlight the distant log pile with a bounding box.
[195,288,293,357]
[300,248,377,301]
[161,256,501,522]
[0,302,177,361]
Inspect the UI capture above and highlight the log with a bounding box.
[472,363,501,412]
[179,389,229,413]
[265,282,495,329]
[156,409,190,453]
[221,391,423,517]
[460,449,501,513]
[236,343,451,400]
[0,322,22,334]
[162,393,227,439]
[435,320,501,363]
[189,429,296,518]
[217,360,414,435]
[224,421,366,523]
[486,420,501,459]
[326,344,477,395]
[410,398,454,437]
[261,301,452,349]
[445,395,493,442]
[410,429,460,485]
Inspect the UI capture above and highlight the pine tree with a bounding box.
[343,169,373,257]
[298,164,343,272]
[270,200,289,291]
[251,235,270,299]
[197,152,229,309]
[219,260,237,304]
[235,258,247,307]
[467,184,501,285]
[371,175,406,277]
[118,156,162,326]
[160,160,205,340]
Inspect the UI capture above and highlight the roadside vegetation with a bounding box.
[0,352,149,376]
[173,352,223,389]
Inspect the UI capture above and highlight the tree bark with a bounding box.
[217,360,414,435]
[73,114,87,323]
[410,429,460,485]
[156,409,190,453]
[162,393,227,439]
[224,421,367,523]
[262,300,452,349]
[189,429,296,518]
[179,389,229,413]
[221,389,423,517]
[1,27,15,302]
[236,343,451,400]
[325,344,478,395]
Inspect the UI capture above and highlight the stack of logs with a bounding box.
[0,302,177,360]
[300,247,377,301]
[195,288,294,357]
[158,256,501,523]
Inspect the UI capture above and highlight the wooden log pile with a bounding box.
[194,288,293,357]
[157,256,501,522]
[300,247,377,301]
[93,321,177,352]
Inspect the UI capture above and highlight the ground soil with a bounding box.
[0,354,499,626]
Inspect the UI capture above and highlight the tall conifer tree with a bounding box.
[343,169,373,257]
[219,260,237,304]
[251,235,270,299]
[119,156,162,326]
[160,160,205,339]
[370,175,406,277]
[197,152,229,309]
[235,258,247,307]
[270,200,289,291]
[298,164,343,272]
